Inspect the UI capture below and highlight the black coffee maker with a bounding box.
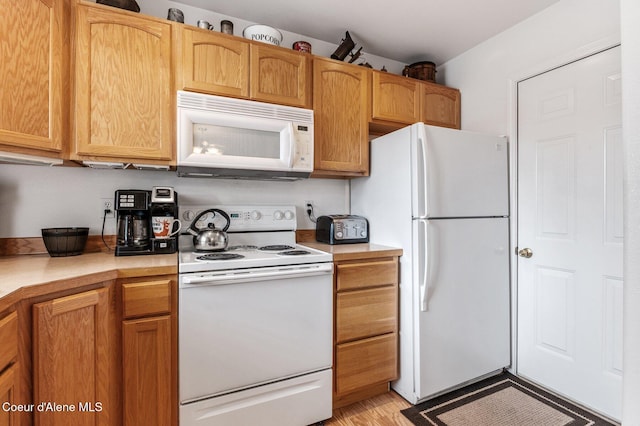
[114,187,179,256]
[115,189,152,256]
[150,186,179,254]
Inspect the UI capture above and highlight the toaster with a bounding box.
[315,215,369,245]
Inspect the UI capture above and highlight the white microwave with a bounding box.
[176,91,314,180]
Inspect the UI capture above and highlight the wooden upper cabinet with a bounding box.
[313,58,370,177]
[370,70,461,131]
[0,0,69,156]
[179,30,311,108]
[421,82,461,129]
[73,4,173,163]
[371,71,421,125]
[179,28,250,98]
[250,44,312,108]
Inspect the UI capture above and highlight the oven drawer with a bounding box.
[336,286,397,343]
[122,279,172,319]
[336,259,398,291]
[335,333,398,396]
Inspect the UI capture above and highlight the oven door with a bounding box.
[179,262,333,404]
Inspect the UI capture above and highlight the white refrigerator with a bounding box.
[351,122,510,404]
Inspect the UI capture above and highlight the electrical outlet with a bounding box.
[304,200,315,222]
[101,198,115,219]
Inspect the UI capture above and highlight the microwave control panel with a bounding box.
[293,123,313,169]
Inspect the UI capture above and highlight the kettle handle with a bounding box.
[188,208,231,234]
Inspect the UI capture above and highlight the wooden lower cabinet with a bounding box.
[120,276,176,426]
[33,287,114,426]
[0,364,18,426]
[333,254,399,408]
[0,271,177,426]
[0,310,18,426]
[122,317,171,426]
[335,333,398,396]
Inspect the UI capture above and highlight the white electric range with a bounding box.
[178,204,333,426]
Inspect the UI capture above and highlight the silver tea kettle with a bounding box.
[187,208,231,251]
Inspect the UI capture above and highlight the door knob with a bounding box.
[518,248,533,258]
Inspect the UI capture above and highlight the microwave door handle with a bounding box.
[285,122,295,168]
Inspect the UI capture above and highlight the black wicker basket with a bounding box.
[41,227,89,257]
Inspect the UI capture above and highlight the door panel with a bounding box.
[418,125,509,218]
[517,46,622,420]
[417,217,510,399]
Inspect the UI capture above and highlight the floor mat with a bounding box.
[400,372,617,425]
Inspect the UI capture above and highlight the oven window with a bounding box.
[192,124,280,158]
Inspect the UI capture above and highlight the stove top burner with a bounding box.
[278,250,312,256]
[227,245,259,251]
[259,245,295,251]
[196,253,245,261]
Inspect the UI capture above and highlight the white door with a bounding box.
[517,46,623,420]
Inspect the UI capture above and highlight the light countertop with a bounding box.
[301,242,403,261]
[0,252,177,305]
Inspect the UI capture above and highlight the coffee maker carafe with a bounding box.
[115,189,152,256]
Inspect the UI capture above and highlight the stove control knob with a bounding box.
[273,210,283,220]
[183,210,195,221]
[250,210,262,220]
[284,210,294,220]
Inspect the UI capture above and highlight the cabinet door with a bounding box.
[335,333,398,396]
[180,28,250,98]
[0,0,68,155]
[421,82,461,129]
[250,44,311,108]
[122,316,171,426]
[313,58,370,177]
[371,72,421,124]
[336,286,397,343]
[33,288,112,426]
[74,4,173,162]
[335,259,398,291]
[0,364,18,426]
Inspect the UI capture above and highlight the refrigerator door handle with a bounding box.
[419,219,430,312]
[418,131,428,218]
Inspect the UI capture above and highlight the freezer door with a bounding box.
[414,217,510,401]
[412,124,509,218]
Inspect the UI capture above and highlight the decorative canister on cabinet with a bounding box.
[406,61,437,82]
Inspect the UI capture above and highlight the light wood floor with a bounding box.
[325,391,415,426]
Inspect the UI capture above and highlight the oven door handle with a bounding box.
[181,263,333,286]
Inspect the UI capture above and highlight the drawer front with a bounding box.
[336,259,398,291]
[336,286,397,343]
[335,333,397,396]
[122,280,172,318]
[0,311,18,372]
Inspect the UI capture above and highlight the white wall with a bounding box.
[439,0,620,135]
[440,0,640,423]
[621,0,640,423]
[0,165,348,237]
